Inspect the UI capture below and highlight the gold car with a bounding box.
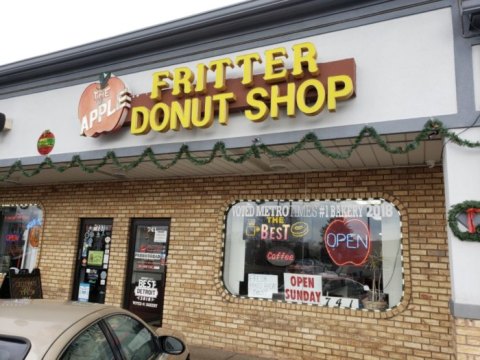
[0,299,189,360]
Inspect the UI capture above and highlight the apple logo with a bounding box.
[78,72,131,137]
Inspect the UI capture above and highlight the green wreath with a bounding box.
[448,200,480,241]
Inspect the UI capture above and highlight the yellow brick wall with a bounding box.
[454,319,480,360]
[0,166,454,359]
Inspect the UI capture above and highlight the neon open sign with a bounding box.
[324,218,371,266]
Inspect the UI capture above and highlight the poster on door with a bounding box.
[132,277,160,309]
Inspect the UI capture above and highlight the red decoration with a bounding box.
[78,74,130,137]
[324,218,371,266]
[266,247,295,266]
[466,208,480,233]
[37,130,55,155]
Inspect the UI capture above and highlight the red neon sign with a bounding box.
[324,218,371,266]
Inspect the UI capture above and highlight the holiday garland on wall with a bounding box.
[0,119,480,181]
[1,118,480,183]
[3,117,480,241]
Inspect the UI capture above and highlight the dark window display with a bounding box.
[72,219,113,304]
[223,199,402,310]
[0,205,43,274]
[124,219,170,326]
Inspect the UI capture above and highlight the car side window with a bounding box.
[0,336,30,360]
[60,323,114,360]
[106,315,158,360]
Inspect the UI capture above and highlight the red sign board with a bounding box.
[266,247,295,266]
[78,73,131,137]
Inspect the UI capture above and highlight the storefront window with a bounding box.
[223,199,402,310]
[0,204,43,274]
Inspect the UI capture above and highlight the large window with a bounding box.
[223,199,402,310]
[0,205,43,274]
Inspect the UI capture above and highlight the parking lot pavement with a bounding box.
[189,345,272,360]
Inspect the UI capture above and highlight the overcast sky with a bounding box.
[0,0,246,66]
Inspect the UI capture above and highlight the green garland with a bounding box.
[1,118,480,182]
[448,201,480,242]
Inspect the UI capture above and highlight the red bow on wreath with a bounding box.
[466,208,480,233]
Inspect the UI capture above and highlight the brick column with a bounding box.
[453,319,480,359]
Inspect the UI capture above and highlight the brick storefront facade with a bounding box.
[0,166,453,359]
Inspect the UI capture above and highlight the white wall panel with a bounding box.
[0,8,456,161]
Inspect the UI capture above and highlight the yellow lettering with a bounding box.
[296,79,326,115]
[150,102,170,132]
[172,67,194,97]
[191,97,214,128]
[263,47,288,84]
[270,83,296,119]
[292,42,319,78]
[170,100,192,131]
[235,53,262,87]
[130,106,151,135]
[150,71,172,101]
[212,92,236,125]
[245,87,269,122]
[194,63,208,94]
[209,58,234,91]
[327,75,354,112]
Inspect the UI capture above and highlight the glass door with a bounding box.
[72,218,113,303]
[124,219,170,326]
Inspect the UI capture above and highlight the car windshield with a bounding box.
[0,336,30,360]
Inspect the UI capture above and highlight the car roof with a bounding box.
[0,299,126,359]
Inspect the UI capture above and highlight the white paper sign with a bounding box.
[154,229,167,243]
[248,274,278,299]
[284,273,322,305]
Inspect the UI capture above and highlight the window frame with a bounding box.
[0,335,31,360]
[0,204,43,274]
[59,314,161,360]
[221,198,404,312]
[59,321,116,360]
[104,313,160,360]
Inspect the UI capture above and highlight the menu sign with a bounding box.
[0,268,43,299]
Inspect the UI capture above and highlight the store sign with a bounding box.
[324,218,371,266]
[266,246,295,266]
[78,73,131,137]
[284,273,322,305]
[130,42,355,135]
[76,42,356,137]
[243,215,312,242]
[133,277,159,308]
